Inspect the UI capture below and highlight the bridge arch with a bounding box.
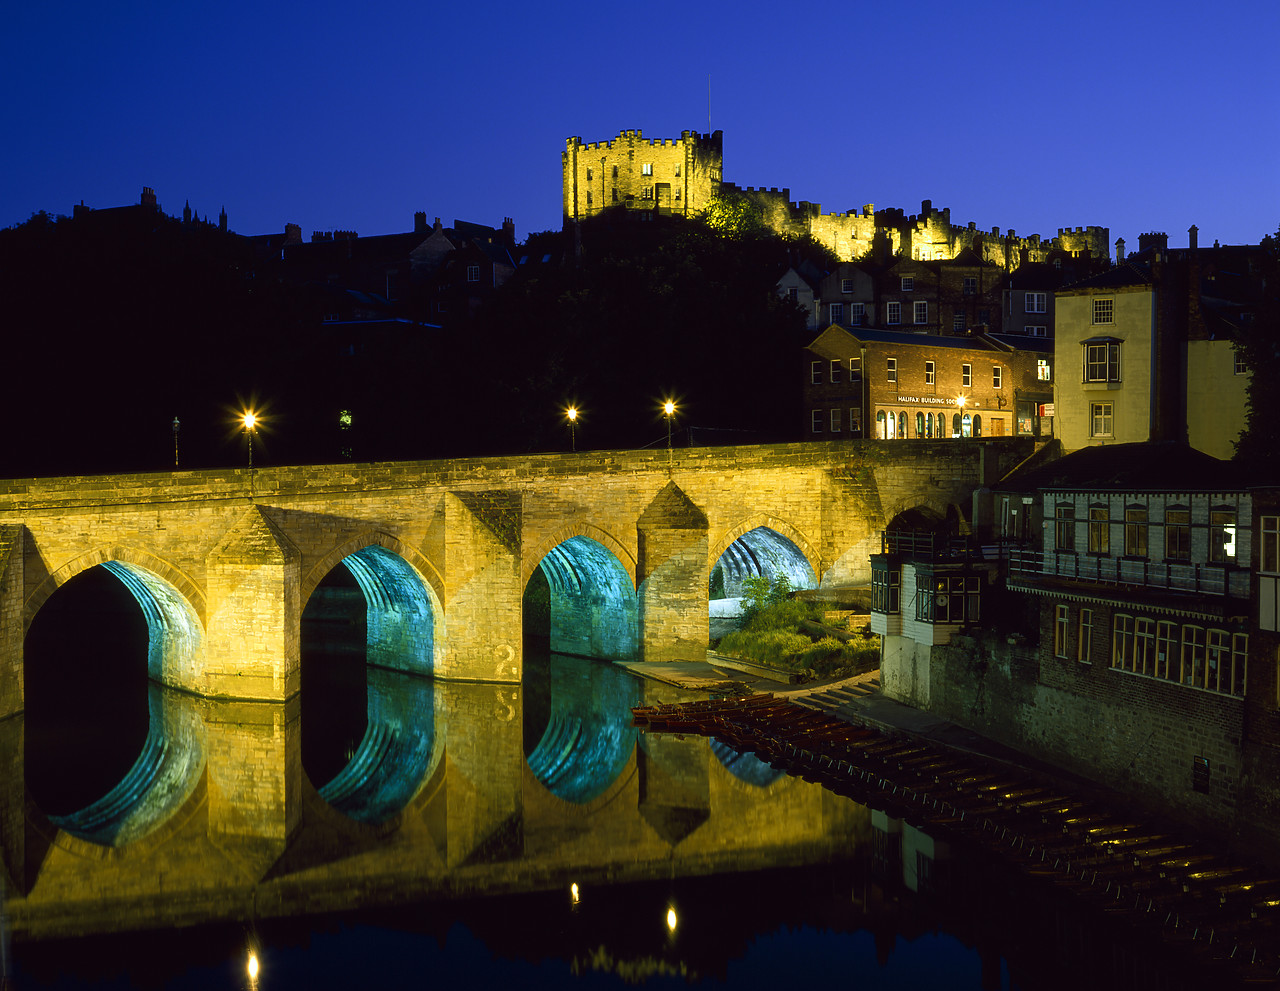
[301,531,444,619]
[521,522,636,589]
[709,516,821,598]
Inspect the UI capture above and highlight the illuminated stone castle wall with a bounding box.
[563,130,1109,272]
[562,129,724,221]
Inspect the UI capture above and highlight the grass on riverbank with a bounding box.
[714,597,880,680]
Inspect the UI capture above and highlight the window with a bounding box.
[979,308,990,325]
[925,361,935,385]
[674,164,680,176]
[1055,605,1069,657]
[849,356,862,380]
[963,277,977,295]
[850,302,865,326]
[1165,508,1191,560]
[1027,325,1047,337]
[612,165,618,178]
[612,188,618,202]
[1134,617,1155,674]
[1037,358,1052,381]
[849,408,861,435]
[842,278,854,293]
[1235,351,1247,375]
[1124,506,1148,557]
[586,168,593,181]
[1209,509,1237,564]
[466,264,480,283]
[992,366,1002,389]
[914,301,928,324]
[830,302,844,324]
[872,567,900,613]
[1155,621,1177,680]
[887,301,901,324]
[1182,625,1206,687]
[642,162,653,175]
[961,363,972,387]
[1055,503,1075,551]
[1090,403,1113,438]
[918,576,980,624]
[899,411,908,438]
[1026,292,1047,313]
[830,408,842,432]
[1084,341,1121,382]
[901,277,914,292]
[829,359,842,384]
[1092,297,1114,324]
[810,409,823,433]
[1088,505,1109,554]
[953,313,966,331]
[887,358,897,382]
[810,360,822,385]
[916,412,925,436]
[1263,516,1280,573]
[787,286,798,301]
[1078,608,1093,663]
[586,191,593,206]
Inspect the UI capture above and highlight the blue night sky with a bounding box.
[4,0,1278,253]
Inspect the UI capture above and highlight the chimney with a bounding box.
[141,186,158,209]
[284,223,302,243]
[1188,224,1198,250]
[502,216,515,247]
[433,217,442,232]
[1115,237,1125,264]
[415,211,427,234]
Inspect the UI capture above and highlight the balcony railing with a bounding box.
[1008,548,1248,598]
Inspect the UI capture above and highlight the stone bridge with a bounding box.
[0,438,1031,715]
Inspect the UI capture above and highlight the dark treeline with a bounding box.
[1,206,833,477]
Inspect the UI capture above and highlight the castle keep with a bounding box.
[564,129,1109,272]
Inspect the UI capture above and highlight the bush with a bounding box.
[716,590,881,679]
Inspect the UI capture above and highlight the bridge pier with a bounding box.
[637,482,710,664]
[0,525,22,721]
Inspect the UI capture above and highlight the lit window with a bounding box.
[1025,292,1047,313]
[1092,297,1114,324]
[1084,341,1121,382]
[1209,509,1236,564]
[849,408,861,435]
[642,163,653,175]
[1088,505,1109,554]
[1165,509,1191,561]
[962,363,972,387]
[829,359,842,384]
[901,277,914,292]
[810,409,823,433]
[1037,358,1051,381]
[887,301,901,324]
[916,411,925,436]
[887,357,897,382]
[850,302,865,326]
[830,409,842,432]
[992,366,1002,389]
[1112,614,1134,668]
[914,301,928,324]
[1124,506,1148,557]
[849,356,862,380]
[925,361,935,385]
[830,302,844,325]
[1090,402,1113,437]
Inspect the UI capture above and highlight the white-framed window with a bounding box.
[810,361,822,385]
[1124,506,1148,557]
[841,278,854,293]
[1078,608,1093,664]
[1037,358,1052,381]
[1209,509,1237,564]
[1262,515,1280,573]
[961,363,972,387]
[810,409,823,433]
[953,313,966,331]
[1027,325,1047,336]
[850,302,865,326]
[1026,292,1047,313]
[1090,402,1113,438]
[887,357,897,382]
[830,408,842,432]
[901,277,914,292]
[914,301,928,324]
[925,360,935,385]
[1088,505,1109,554]
[963,277,977,295]
[466,264,481,283]
[1084,341,1121,382]
[992,366,1002,389]
[1165,508,1191,561]
[1054,503,1075,550]
[1235,350,1248,375]
[887,301,901,324]
[830,302,844,324]
[849,356,862,379]
[1092,297,1114,324]
[642,162,653,176]
[849,408,861,435]
[829,359,842,384]
[1055,604,1069,658]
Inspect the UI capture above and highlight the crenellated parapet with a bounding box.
[562,129,723,222]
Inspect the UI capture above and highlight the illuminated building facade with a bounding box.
[562,129,724,222]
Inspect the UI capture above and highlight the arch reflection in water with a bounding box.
[711,527,816,615]
[48,682,204,846]
[536,536,638,662]
[709,738,783,788]
[316,667,437,824]
[526,654,637,804]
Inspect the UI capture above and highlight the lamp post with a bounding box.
[565,405,578,451]
[243,411,258,470]
[662,399,677,470]
[172,416,180,469]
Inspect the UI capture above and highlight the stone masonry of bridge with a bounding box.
[0,438,1031,721]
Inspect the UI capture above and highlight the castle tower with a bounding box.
[562,129,723,224]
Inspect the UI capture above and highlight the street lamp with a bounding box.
[172,416,180,469]
[662,400,676,449]
[242,411,258,470]
[565,405,578,451]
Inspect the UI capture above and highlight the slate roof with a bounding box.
[994,441,1254,493]
[1058,263,1153,293]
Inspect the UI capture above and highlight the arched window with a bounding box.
[876,410,887,438]
[962,413,972,437]
[925,412,933,438]
[898,412,908,439]
[952,413,961,437]
[973,414,982,437]
[916,412,925,437]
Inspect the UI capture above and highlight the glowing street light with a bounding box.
[242,411,259,470]
[565,405,578,451]
[662,399,677,449]
[172,416,181,469]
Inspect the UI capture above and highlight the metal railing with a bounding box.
[1007,548,1248,598]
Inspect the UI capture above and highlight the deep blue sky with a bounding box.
[4,0,1277,253]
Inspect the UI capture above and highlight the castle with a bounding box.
[563,129,1109,272]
